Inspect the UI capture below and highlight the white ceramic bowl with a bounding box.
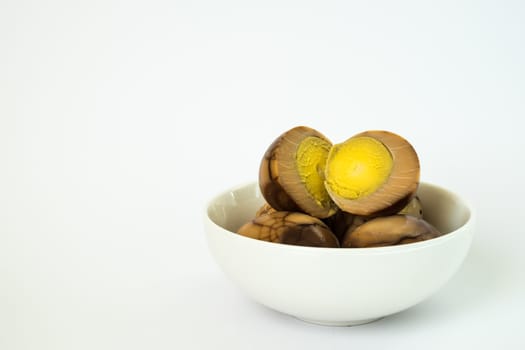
[204,182,475,326]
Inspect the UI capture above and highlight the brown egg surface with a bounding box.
[255,202,277,217]
[342,214,442,248]
[398,195,424,219]
[259,126,338,218]
[237,211,340,248]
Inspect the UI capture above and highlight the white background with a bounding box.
[1,0,525,349]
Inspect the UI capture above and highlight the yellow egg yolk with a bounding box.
[325,136,393,199]
[295,136,332,206]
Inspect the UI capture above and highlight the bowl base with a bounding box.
[296,316,382,327]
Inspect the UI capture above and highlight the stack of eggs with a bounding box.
[237,126,442,248]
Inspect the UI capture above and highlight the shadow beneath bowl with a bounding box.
[378,235,516,326]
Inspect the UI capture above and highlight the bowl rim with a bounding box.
[205,181,476,255]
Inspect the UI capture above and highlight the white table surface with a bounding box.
[2,1,525,349]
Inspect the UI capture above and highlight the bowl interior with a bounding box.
[207,181,472,240]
